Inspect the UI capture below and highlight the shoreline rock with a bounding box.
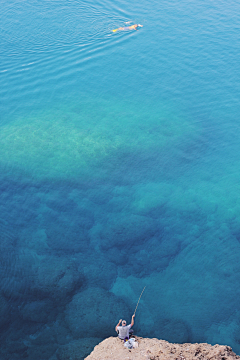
[85,336,240,360]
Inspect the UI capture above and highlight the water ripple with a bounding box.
[0,0,131,57]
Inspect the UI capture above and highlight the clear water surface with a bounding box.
[1,0,240,358]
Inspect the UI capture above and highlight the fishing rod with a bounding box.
[133,286,146,316]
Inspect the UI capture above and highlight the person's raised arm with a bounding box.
[115,319,122,332]
[131,314,135,327]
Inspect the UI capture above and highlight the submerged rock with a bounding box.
[19,299,57,323]
[0,295,10,328]
[65,287,130,339]
[53,338,102,360]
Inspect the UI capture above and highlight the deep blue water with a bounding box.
[1,0,240,358]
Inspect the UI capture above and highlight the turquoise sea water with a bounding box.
[1,0,240,358]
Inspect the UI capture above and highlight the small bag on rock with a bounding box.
[124,338,138,349]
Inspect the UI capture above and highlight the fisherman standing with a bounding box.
[115,314,135,340]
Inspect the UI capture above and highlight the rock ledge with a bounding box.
[85,336,240,360]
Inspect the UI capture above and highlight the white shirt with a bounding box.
[117,324,132,339]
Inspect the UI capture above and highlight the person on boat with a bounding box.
[112,24,143,32]
[115,314,135,340]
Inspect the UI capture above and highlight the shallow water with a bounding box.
[1,0,240,358]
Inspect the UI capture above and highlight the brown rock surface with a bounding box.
[85,336,240,360]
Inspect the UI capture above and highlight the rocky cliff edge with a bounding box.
[85,336,240,360]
